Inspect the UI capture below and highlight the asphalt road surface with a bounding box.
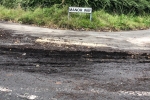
[0,22,150,100]
[0,47,150,100]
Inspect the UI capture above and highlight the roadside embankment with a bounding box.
[1,5,150,31]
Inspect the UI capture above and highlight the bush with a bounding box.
[1,0,150,14]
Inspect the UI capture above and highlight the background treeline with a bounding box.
[1,0,150,14]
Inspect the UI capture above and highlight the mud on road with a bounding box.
[0,29,150,100]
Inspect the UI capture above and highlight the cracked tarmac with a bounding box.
[0,22,150,100]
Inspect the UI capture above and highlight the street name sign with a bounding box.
[68,7,92,21]
[69,7,92,13]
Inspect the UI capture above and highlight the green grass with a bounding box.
[0,5,150,31]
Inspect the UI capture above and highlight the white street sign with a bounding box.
[68,7,92,21]
[69,7,92,13]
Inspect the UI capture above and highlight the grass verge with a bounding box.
[0,5,150,31]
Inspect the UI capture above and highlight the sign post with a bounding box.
[68,7,92,21]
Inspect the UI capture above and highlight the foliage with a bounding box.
[1,5,150,31]
[1,0,150,31]
[1,0,150,14]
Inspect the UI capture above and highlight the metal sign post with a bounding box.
[68,7,92,21]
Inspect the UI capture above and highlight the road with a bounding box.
[0,22,150,100]
[0,47,150,100]
[0,21,150,53]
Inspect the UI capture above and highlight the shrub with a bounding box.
[1,0,150,14]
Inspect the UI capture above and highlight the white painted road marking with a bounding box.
[0,86,12,92]
[17,93,38,100]
[118,90,150,96]
[0,86,38,100]
[56,87,150,97]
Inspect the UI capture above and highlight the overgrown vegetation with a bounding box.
[0,0,150,31]
[1,0,150,14]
